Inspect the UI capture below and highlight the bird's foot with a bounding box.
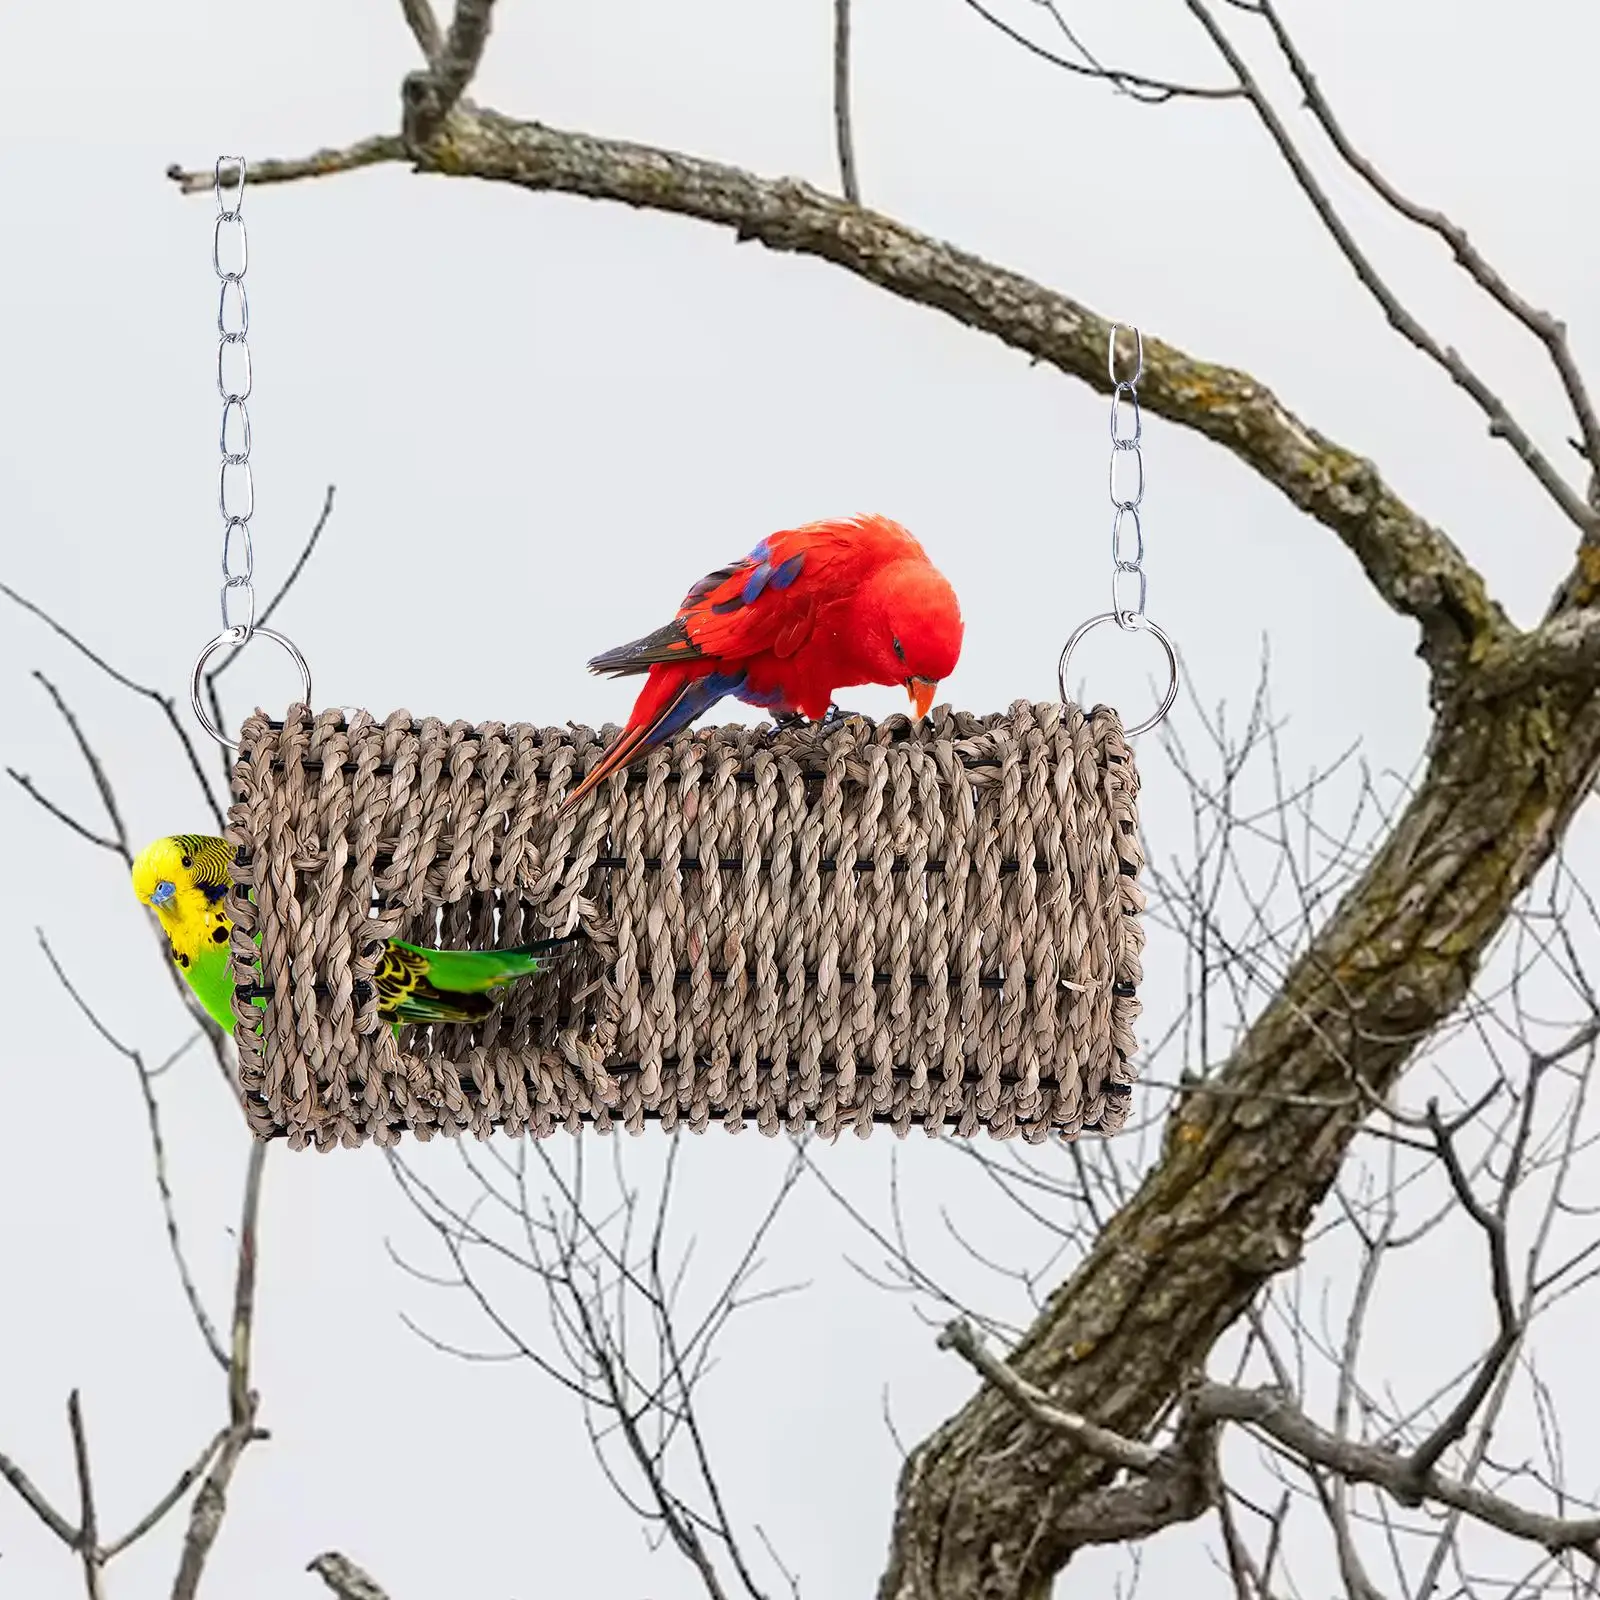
[820,704,851,729]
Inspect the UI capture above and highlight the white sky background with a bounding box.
[2,1,1599,1596]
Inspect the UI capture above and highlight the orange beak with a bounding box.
[907,677,938,720]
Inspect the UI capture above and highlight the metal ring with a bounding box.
[1057,612,1179,737]
[190,626,313,752]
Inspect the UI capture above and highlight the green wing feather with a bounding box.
[376,939,571,1026]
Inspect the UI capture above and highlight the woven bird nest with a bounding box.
[222,700,1145,1149]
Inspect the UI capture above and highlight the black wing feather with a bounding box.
[586,617,702,678]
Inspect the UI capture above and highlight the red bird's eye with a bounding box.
[893,637,906,662]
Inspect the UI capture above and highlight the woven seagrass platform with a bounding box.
[222,699,1145,1149]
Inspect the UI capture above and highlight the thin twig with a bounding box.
[959,0,1240,101]
[833,0,860,203]
[100,1430,229,1560]
[1183,0,1597,537]
[1253,0,1600,502]
[0,581,224,831]
[36,931,228,1369]
[0,1445,80,1546]
[66,1392,104,1600]
[1405,1097,1526,1483]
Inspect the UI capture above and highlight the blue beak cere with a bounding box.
[150,880,176,909]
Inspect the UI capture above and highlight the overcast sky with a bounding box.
[2,2,1599,1596]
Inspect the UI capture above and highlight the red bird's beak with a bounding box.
[907,677,938,720]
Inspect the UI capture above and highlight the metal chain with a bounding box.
[190,157,313,751]
[1107,324,1147,628]
[1056,322,1178,737]
[214,158,256,638]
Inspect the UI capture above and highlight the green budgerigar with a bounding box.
[131,833,574,1036]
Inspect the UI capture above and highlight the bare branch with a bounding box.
[1405,1099,1524,1484]
[308,1551,393,1600]
[100,1430,228,1560]
[5,768,122,855]
[397,0,443,64]
[832,0,861,203]
[1182,0,1597,539]
[167,112,1506,686]
[1193,1384,1600,1562]
[937,1320,1163,1473]
[943,1319,1600,1567]
[0,582,224,832]
[402,0,498,146]
[65,1393,103,1600]
[169,1139,268,1600]
[0,1445,79,1547]
[36,931,228,1369]
[958,0,1240,101]
[1251,0,1600,504]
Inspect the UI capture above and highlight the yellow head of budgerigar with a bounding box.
[130,833,235,959]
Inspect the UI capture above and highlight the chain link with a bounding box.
[214,158,257,638]
[190,158,313,752]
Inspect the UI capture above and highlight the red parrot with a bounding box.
[561,513,964,812]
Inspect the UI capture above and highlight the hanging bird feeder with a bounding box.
[219,700,1146,1147]
[189,159,1175,1149]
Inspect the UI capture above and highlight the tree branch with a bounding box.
[169,1140,268,1600]
[166,113,1506,687]
[37,932,229,1370]
[833,0,861,203]
[940,1320,1600,1569]
[100,1430,229,1561]
[308,1551,393,1600]
[398,0,443,64]
[1250,0,1600,509]
[0,581,224,832]
[65,1392,104,1600]
[936,1320,1162,1473]
[1192,1384,1600,1562]
[0,1445,80,1547]
[401,0,498,147]
[958,0,1241,102]
[1182,0,1598,539]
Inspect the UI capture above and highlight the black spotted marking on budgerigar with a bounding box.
[212,926,229,943]
[198,879,228,905]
